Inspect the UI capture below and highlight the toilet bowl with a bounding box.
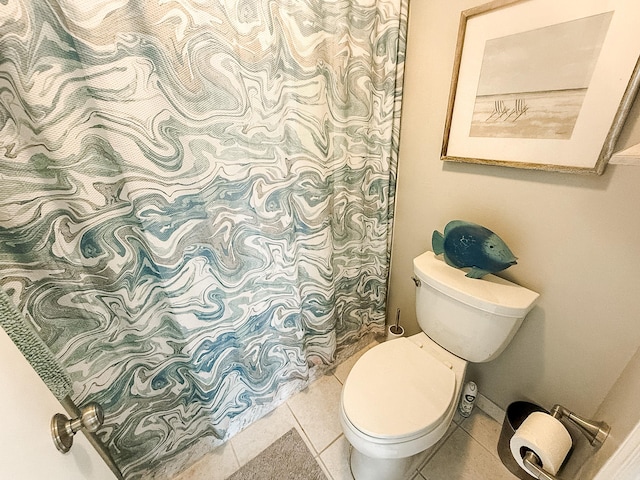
[339,251,539,480]
[339,333,466,480]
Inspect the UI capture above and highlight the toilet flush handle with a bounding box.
[412,276,421,287]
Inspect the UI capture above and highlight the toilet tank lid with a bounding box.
[413,251,539,317]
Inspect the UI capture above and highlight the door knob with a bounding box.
[51,402,104,453]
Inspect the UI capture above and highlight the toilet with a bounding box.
[339,251,539,480]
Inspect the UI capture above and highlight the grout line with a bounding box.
[224,441,241,480]
[475,393,506,423]
[286,401,337,480]
[314,453,334,480]
[459,423,505,468]
[285,401,320,456]
[228,438,240,465]
[318,433,344,456]
[469,434,502,463]
[415,422,458,473]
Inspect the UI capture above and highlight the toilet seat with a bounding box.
[342,337,456,442]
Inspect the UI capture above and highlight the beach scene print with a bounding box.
[470,12,613,140]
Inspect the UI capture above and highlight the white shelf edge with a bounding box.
[610,142,640,165]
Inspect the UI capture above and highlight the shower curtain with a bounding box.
[0,0,408,478]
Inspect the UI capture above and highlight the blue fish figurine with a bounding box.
[432,220,517,279]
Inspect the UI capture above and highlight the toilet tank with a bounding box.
[413,251,539,363]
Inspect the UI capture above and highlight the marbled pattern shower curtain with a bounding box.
[0,0,407,478]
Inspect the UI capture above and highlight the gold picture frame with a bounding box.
[441,0,640,174]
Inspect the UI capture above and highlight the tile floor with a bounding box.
[172,342,520,480]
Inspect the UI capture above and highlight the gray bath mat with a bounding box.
[227,428,328,480]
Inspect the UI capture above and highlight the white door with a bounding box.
[0,327,117,480]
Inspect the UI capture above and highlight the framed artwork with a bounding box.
[441,0,640,174]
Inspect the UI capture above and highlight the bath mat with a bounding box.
[226,428,328,480]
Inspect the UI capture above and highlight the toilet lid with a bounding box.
[342,338,456,440]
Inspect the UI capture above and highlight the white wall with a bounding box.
[388,0,640,417]
[577,345,640,478]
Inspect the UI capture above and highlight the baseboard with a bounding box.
[475,393,505,424]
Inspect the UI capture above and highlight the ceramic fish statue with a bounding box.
[432,220,517,279]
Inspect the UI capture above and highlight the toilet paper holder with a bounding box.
[549,404,610,448]
[519,404,610,480]
[522,451,560,480]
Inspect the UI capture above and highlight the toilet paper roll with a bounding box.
[509,411,572,476]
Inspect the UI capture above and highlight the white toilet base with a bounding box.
[351,447,417,480]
